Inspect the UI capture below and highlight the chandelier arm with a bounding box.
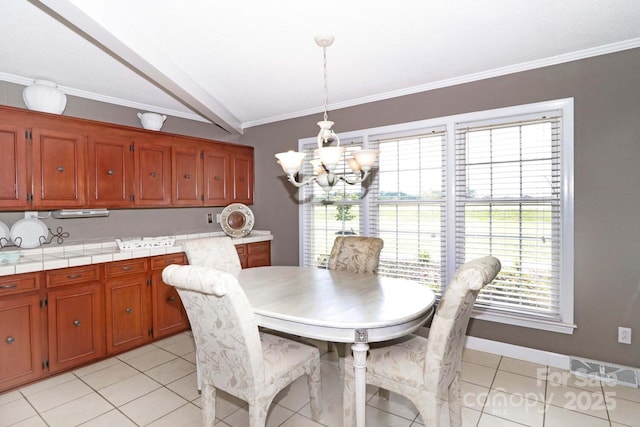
[335,170,371,186]
[286,174,317,188]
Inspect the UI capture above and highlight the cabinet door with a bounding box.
[203,149,230,206]
[105,276,152,353]
[172,146,203,205]
[151,254,188,339]
[232,152,253,204]
[87,134,134,207]
[48,283,105,373]
[0,294,43,392]
[134,140,171,206]
[31,127,87,208]
[247,241,271,268]
[0,124,28,209]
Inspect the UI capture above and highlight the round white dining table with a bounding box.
[237,266,436,427]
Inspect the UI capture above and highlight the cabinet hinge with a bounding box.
[39,297,47,307]
[130,195,135,202]
[200,152,204,160]
[130,144,135,152]
[200,194,204,202]
[25,129,33,141]
[42,360,49,370]
[147,278,152,286]
[27,193,34,202]
[148,328,154,337]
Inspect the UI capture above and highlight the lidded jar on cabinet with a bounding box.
[22,80,67,114]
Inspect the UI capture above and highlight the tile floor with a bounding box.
[1,331,639,426]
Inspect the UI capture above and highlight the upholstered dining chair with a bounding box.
[327,236,384,274]
[182,236,242,276]
[162,264,322,427]
[326,236,384,356]
[343,256,501,427]
[182,236,243,390]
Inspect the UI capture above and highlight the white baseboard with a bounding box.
[463,335,570,370]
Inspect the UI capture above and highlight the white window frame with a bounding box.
[298,98,575,334]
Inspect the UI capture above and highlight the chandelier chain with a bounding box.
[322,44,329,123]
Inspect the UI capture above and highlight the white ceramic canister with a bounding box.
[137,112,167,131]
[23,80,67,114]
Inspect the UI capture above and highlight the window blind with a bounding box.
[370,129,447,293]
[455,113,562,319]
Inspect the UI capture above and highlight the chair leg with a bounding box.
[308,362,323,421]
[448,372,463,427]
[201,381,216,426]
[378,388,390,400]
[413,392,440,427]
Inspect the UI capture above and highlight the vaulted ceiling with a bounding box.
[1,0,639,135]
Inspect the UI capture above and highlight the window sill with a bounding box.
[471,310,576,334]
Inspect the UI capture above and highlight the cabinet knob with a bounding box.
[214,176,221,180]
[57,166,64,172]
[184,174,191,179]
[6,336,15,344]
[107,169,114,175]
[168,296,175,302]
[125,307,133,314]
[73,320,81,327]
[0,283,18,289]
[150,172,157,178]
[239,176,245,182]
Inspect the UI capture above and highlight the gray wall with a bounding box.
[1,48,639,367]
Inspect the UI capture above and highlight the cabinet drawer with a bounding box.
[105,259,148,278]
[235,245,247,255]
[151,253,187,270]
[0,273,41,297]
[46,265,100,288]
[248,241,270,255]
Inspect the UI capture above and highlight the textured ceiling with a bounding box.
[1,0,639,134]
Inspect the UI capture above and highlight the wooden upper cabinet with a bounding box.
[232,150,254,204]
[0,124,28,209]
[172,145,203,206]
[87,132,134,207]
[133,138,171,206]
[31,126,86,208]
[203,148,230,206]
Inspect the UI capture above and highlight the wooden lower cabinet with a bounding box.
[0,293,43,391]
[47,282,105,373]
[104,259,151,354]
[236,241,271,269]
[151,254,189,339]
[0,240,270,392]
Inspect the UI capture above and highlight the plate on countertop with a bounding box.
[220,203,255,238]
[0,221,9,248]
[10,218,49,248]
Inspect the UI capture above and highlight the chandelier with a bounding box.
[275,35,378,194]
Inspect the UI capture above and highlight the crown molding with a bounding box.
[242,37,640,129]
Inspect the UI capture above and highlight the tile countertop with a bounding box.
[0,230,273,277]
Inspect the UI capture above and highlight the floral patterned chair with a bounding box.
[343,256,501,427]
[327,236,384,274]
[183,236,243,390]
[162,264,322,427]
[326,236,384,357]
[183,236,242,276]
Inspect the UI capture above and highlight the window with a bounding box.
[299,99,574,333]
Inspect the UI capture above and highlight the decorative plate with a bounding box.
[220,203,255,238]
[10,218,48,248]
[0,221,10,248]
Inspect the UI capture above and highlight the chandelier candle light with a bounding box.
[275,35,378,194]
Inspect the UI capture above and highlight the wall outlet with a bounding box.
[618,327,632,344]
[207,213,213,224]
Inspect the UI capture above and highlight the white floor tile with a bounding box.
[40,392,113,427]
[80,361,139,390]
[78,409,137,426]
[499,357,547,380]
[483,388,545,427]
[543,404,611,427]
[144,357,195,385]
[461,361,497,388]
[26,378,93,413]
[119,387,187,426]
[147,403,202,427]
[99,373,162,407]
[122,347,178,371]
[0,396,38,426]
[492,370,546,403]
